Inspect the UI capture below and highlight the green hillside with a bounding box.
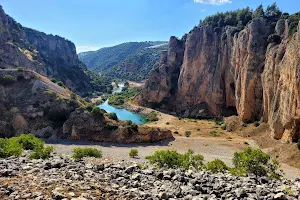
[78,41,167,81]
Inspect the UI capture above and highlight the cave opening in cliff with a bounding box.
[221,106,238,117]
[292,119,300,142]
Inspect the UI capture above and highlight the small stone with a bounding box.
[158,192,167,199]
[68,192,75,197]
[274,192,287,200]
[125,166,135,174]
[155,171,164,179]
[131,173,141,181]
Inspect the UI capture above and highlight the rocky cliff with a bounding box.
[262,21,300,143]
[140,16,300,142]
[63,111,172,143]
[0,69,80,138]
[0,6,100,96]
[0,69,172,143]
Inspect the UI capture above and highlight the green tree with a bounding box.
[218,18,225,27]
[265,3,282,19]
[237,7,252,27]
[108,112,118,120]
[253,4,265,18]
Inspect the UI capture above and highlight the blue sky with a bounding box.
[0,0,299,53]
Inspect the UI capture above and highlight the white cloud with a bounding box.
[194,0,232,5]
[202,9,206,12]
[76,46,99,53]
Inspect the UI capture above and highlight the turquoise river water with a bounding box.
[98,84,147,124]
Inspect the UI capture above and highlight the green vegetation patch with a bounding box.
[185,130,192,137]
[147,111,159,122]
[91,107,104,117]
[108,112,118,120]
[129,149,138,158]
[107,87,141,107]
[232,147,282,178]
[72,147,103,159]
[146,149,204,170]
[205,159,228,173]
[29,146,54,160]
[0,134,54,160]
[0,74,16,85]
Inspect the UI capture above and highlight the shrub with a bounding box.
[229,167,247,177]
[232,147,282,178]
[108,112,118,120]
[70,92,77,100]
[17,67,24,71]
[0,134,52,159]
[210,131,220,137]
[57,81,64,87]
[254,121,260,127]
[91,107,103,117]
[185,131,192,137]
[206,159,228,173]
[72,148,102,159]
[105,123,118,130]
[84,104,94,112]
[126,120,133,126]
[13,134,44,150]
[0,138,23,158]
[29,146,54,160]
[241,123,248,127]
[174,131,179,134]
[221,125,227,130]
[129,149,138,158]
[0,74,15,85]
[146,149,204,170]
[196,128,200,131]
[147,111,158,122]
[50,78,57,83]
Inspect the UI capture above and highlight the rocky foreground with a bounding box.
[0,154,300,200]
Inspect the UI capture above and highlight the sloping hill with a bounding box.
[0,6,111,96]
[78,41,167,81]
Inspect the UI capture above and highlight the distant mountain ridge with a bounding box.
[78,41,168,81]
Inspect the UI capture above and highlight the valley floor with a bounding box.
[47,135,300,180]
[47,97,300,180]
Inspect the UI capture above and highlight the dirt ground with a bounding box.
[47,107,300,180]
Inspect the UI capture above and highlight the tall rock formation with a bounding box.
[141,17,300,142]
[262,21,300,143]
[0,6,97,96]
[139,36,185,110]
[231,18,271,122]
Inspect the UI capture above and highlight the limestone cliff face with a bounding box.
[0,6,94,95]
[177,26,236,118]
[141,18,300,142]
[142,19,269,119]
[262,21,300,143]
[140,36,185,110]
[231,19,271,122]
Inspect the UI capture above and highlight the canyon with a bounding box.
[140,16,300,143]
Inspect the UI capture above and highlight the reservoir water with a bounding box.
[98,84,147,124]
